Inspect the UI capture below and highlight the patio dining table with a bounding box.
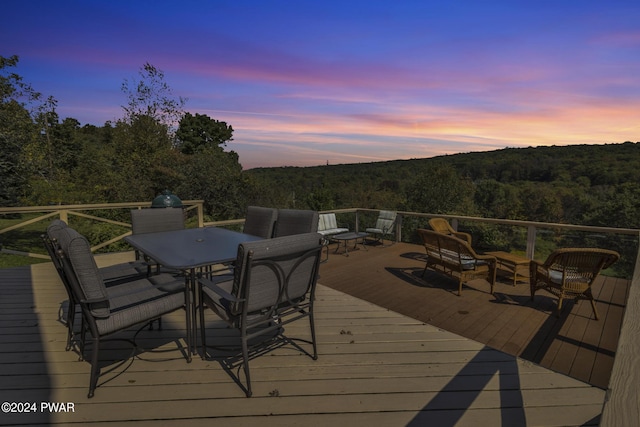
[125,227,263,360]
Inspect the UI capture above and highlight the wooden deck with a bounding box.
[0,243,623,426]
[320,242,628,390]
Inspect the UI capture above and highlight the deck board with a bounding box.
[0,244,621,426]
[319,241,628,390]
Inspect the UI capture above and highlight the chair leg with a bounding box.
[589,298,600,320]
[586,289,600,320]
[88,336,100,398]
[79,320,87,361]
[241,335,252,397]
[199,295,207,359]
[556,296,565,318]
[421,264,429,278]
[309,312,318,360]
[65,303,75,351]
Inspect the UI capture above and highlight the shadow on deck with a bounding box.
[320,241,628,390]
[0,245,617,426]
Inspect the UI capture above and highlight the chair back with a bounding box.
[418,228,477,265]
[131,208,185,235]
[318,213,334,233]
[429,218,455,235]
[228,233,323,317]
[243,206,278,238]
[543,248,620,284]
[56,227,111,318]
[374,210,397,232]
[44,219,68,269]
[428,217,472,244]
[273,209,319,237]
[43,220,78,326]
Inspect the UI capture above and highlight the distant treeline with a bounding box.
[247,141,640,228]
[246,142,640,276]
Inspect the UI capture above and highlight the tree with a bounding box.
[474,179,522,219]
[121,62,186,130]
[0,55,41,206]
[107,116,180,202]
[404,165,475,215]
[176,112,233,154]
[175,146,245,220]
[112,63,188,202]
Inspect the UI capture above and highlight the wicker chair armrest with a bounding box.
[475,254,497,265]
[530,259,546,270]
[453,231,472,244]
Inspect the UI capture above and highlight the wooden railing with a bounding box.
[3,203,636,266]
[1,203,638,421]
[0,201,204,257]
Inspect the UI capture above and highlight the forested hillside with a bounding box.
[3,55,639,230]
[247,141,640,228]
[3,55,638,275]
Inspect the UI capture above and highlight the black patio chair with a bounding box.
[198,232,323,397]
[43,219,149,351]
[242,206,278,238]
[130,207,185,273]
[56,226,187,398]
[365,210,397,246]
[272,209,319,237]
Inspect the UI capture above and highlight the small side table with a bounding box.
[332,232,369,256]
[486,251,530,286]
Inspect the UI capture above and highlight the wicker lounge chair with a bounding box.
[55,226,187,398]
[198,232,323,397]
[530,248,619,319]
[418,228,496,296]
[428,217,472,245]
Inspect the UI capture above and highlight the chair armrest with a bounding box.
[198,277,243,303]
[453,231,472,244]
[475,254,497,267]
[80,296,108,304]
[530,260,550,277]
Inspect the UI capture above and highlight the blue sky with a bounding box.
[2,1,639,169]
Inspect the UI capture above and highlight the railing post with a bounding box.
[396,214,402,242]
[526,225,536,260]
[197,202,204,228]
[355,210,360,232]
[59,209,68,223]
[600,232,640,426]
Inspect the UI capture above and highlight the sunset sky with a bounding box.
[2,1,639,169]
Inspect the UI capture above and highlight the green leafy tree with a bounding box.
[519,183,564,223]
[176,113,233,154]
[474,179,522,219]
[0,55,42,206]
[404,165,475,215]
[175,147,245,220]
[111,63,188,202]
[121,62,186,130]
[108,116,179,202]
